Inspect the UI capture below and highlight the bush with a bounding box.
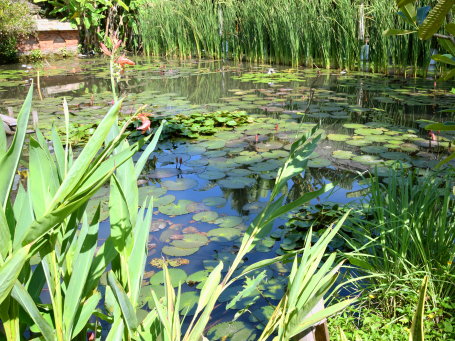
[0,0,34,64]
[0,36,18,63]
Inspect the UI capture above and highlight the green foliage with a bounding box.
[0,0,34,38]
[37,0,141,51]
[386,0,455,78]
[346,169,455,314]
[138,0,430,71]
[145,111,251,139]
[0,36,19,64]
[28,49,44,62]
[0,0,34,64]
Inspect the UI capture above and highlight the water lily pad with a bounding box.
[327,134,351,142]
[154,194,176,207]
[218,177,255,189]
[202,196,227,207]
[332,150,354,160]
[148,168,179,179]
[214,216,243,228]
[355,128,383,135]
[199,170,225,180]
[159,200,194,216]
[162,178,198,191]
[138,186,167,203]
[261,150,289,159]
[360,146,388,154]
[162,246,199,257]
[232,154,263,164]
[193,211,219,222]
[171,233,209,248]
[187,270,210,284]
[380,151,411,161]
[200,139,226,149]
[207,321,256,341]
[352,155,383,165]
[230,168,253,176]
[149,269,187,287]
[308,158,331,168]
[248,160,282,172]
[150,257,189,268]
[346,139,372,147]
[207,227,242,241]
[186,158,209,167]
[256,141,283,150]
[204,150,227,158]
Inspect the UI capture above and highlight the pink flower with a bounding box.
[136,113,152,134]
[100,43,112,57]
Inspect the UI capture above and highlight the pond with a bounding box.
[1,57,454,338]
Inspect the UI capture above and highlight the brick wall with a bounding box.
[18,30,79,54]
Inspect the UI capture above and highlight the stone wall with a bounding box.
[18,30,79,54]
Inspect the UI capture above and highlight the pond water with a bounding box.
[2,57,454,338]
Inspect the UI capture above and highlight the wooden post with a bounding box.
[292,299,330,341]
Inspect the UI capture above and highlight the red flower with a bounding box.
[100,42,112,57]
[136,113,152,134]
[428,130,437,141]
[115,55,135,68]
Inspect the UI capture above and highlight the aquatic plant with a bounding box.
[138,0,433,72]
[345,169,455,315]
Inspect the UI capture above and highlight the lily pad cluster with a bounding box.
[148,111,252,138]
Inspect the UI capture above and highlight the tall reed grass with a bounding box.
[138,0,433,72]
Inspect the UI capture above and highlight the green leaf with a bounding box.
[383,29,417,36]
[71,292,102,338]
[11,282,54,341]
[48,99,122,211]
[28,137,60,218]
[0,246,30,305]
[63,220,98,339]
[226,271,266,310]
[108,272,138,334]
[435,151,455,168]
[135,121,165,178]
[431,53,455,65]
[424,122,455,130]
[409,276,428,341]
[194,262,223,315]
[446,22,455,35]
[418,0,455,40]
[0,85,33,209]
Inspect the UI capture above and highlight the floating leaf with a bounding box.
[332,150,354,160]
[193,211,219,222]
[199,170,225,180]
[207,321,256,341]
[202,196,227,207]
[161,246,199,257]
[308,158,331,168]
[214,216,243,228]
[171,233,209,248]
[162,178,198,191]
[159,200,194,216]
[218,177,255,189]
[149,269,187,287]
[207,227,242,241]
[327,134,351,142]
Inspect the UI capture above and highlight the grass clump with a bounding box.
[343,169,455,334]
